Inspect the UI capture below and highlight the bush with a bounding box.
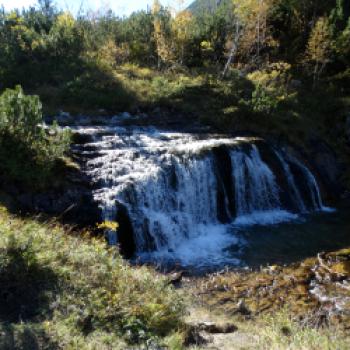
[0,86,71,188]
[247,63,296,115]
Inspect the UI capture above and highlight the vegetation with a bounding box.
[0,0,348,159]
[0,86,70,189]
[0,206,184,349]
[185,308,350,350]
[186,248,350,349]
[254,310,350,350]
[191,248,350,325]
[1,204,349,349]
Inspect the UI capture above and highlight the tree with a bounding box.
[172,10,193,64]
[222,0,277,77]
[329,0,350,66]
[120,10,157,65]
[152,0,174,68]
[305,17,333,87]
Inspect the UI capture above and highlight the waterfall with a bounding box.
[275,150,307,213]
[231,145,280,216]
[123,154,219,252]
[286,154,324,211]
[73,126,328,267]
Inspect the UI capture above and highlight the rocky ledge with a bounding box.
[188,248,350,329]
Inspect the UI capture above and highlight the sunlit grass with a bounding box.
[0,206,185,349]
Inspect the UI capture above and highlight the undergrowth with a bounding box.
[254,309,350,350]
[0,206,185,349]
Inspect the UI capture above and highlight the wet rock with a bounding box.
[305,140,342,199]
[72,131,94,144]
[290,79,302,89]
[55,111,74,126]
[77,116,92,126]
[121,112,132,119]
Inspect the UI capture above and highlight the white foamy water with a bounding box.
[72,126,330,268]
[233,210,299,226]
[139,224,240,268]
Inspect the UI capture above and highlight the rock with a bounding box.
[346,115,350,142]
[290,79,302,89]
[184,325,208,346]
[167,271,184,286]
[55,111,74,126]
[307,140,342,199]
[199,321,238,334]
[235,300,251,316]
[72,132,94,144]
[110,115,121,124]
[121,112,132,119]
[5,170,101,227]
[77,116,92,126]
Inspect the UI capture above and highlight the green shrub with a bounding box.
[0,86,71,189]
[246,63,296,116]
[250,84,279,114]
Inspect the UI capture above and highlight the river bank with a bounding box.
[179,246,350,349]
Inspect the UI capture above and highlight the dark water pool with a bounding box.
[235,204,350,269]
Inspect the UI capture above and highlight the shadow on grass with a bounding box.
[38,62,138,115]
[0,237,58,323]
[0,322,58,350]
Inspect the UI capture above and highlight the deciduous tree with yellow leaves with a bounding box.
[152,0,174,68]
[305,17,333,87]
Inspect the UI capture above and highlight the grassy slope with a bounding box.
[38,64,349,141]
[0,206,184,349]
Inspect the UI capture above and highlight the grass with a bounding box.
[32,64,349,177]
[36,64,349,146]
[0,206,185,349]
[185,307,350,350]
[253,309,350,350]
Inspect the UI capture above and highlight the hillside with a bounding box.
[0,206,184,349]
[187,0,230,14]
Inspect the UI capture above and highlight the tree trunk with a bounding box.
[222,22,241,78]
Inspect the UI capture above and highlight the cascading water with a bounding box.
[72,125,329,268]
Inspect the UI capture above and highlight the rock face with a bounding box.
[307,140,343,200]
[2,167,100,227]
[269,138,343,203]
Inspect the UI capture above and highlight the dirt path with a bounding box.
[185,306,259,350]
